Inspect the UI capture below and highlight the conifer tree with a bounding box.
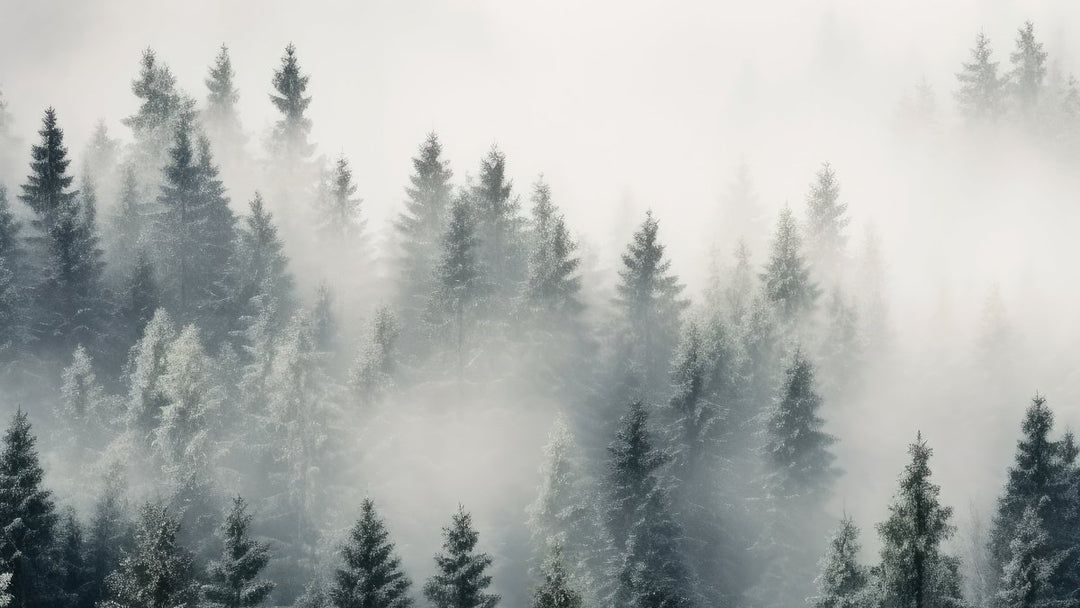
[530,543,582,608]
[349,307,400,407]
[472,146,526,311]
[119,251,161,344]
[526,178,582,318]
[84,466,132,608]
[956,32,1003,123]
[0,88,20,186]
[59,344,111,452]
[125,308,177,445]
[82,121,120,207]
[615,487,691,608]
[331,499,413,608]
[106,167,147,281]
[233,192,294,330]
[204,45,247,168]
[101,503,198,608]
[877,434,965,608]
[429,192,484,364]
[1009,22,1048,117]
[317,156,366,245]
[761,206,819,328]
[614,211,688,404]
[0,410,62,608]
[812,517,872,608]
[203,496,275,608]
[423,507,499,608]
[270,43,315,165]
[605,401,668,552]
[123,49,195,195]
[804,163,849,278]
[396,133,453,331]
[0,186,29,356]
[996,506,1061,608]
[57,509,90,608]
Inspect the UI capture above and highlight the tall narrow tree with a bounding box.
[956,32,1003,123]
[203,496,275,608]
[423,507,499,608]
[330,499,413,608]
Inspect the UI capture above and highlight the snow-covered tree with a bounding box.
[1008,22,1048,117]
[811,517,872,608]
[101,502,198,608]
[423,507,499,608]
[996,506,1062,608]
[330,499,413,608]
[761,206,819,330]
[530,543,583,608]
[203,496,275,608]
[526,178,582,318]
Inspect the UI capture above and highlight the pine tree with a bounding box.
[101,502,198,608]
[0,410,62,608]
[154,324,222,478]
[423,507,499,608]
[396,133,453,332]
[804,163,849,279]
[1008,22,1048,117]
[267,42,316,217]
[331,499,413,608]
[429,192,485,366]
[119,251,161,344]
[614,211,688,404]
[761,206,819,328]
[125,308,177,445]
[204,45,247,167]
[812,517,872,608]
[472,146,526,311]
[955,32,1003,123]
[877,433,965,608]
[615,487,691,608]
[0,88,20,186]
[123,49,195,195]
[605,401,668,551]
[203,496,275,608]
[530,543,583,608]
[317,156,366,245]
[233,192,294,331]
[526,178,582,318]
[81,121,121,208]
[996,506,1061,608]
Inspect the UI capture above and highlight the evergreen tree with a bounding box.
[349,307,400,407]
[233,192,294,331]
[0,186,29,357]
[613,211,688,404]
[119,251,161,344]
[0,410,61,608]
[761,206,819,328]
[804,163,849,278]
[330,499,413,608]
[123,49,195,195]
[820,286,862,399]
[58,344,112,453]
[423,507,499,608]
[996,506,1062,608]
[605,401,668,552]
[203,496,275,608]
[811,517,872,608]
[526,178,582,318]
[530,543,582,608]
[1008,22,1048,117]
[84,466,133,608]
[877,434,965,608]
[81,121,120,208]
[267,43,316,218]
[956,32,1004,123]
[106,166,147,281]
[428,192,484,367]
[101,502,198,608]
[472,146,526,311]
[125,308,177,445]
[204,45,247,168]
[316,156,366,246]
[396,133,453,332]
[57,509,90,608]
[615,487,691,608]
[0,88,20,186]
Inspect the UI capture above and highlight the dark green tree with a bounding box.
[605,401,668,551]
[203,496,274,608]
[123,49,195,194]
[423,507,499,608]
[57,509,90,608]
[101,502,198,608]
[530,543,582,608]
[233,192,294,330]
[428,192,485,369]
[472,146,525,311]
[0,410,62,608]
[330,499,413,608]
[269,43,315,172]
[996,506,1061,608]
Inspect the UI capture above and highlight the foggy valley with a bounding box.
[0,2,1079,608]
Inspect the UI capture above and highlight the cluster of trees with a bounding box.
[0,29,1069,608]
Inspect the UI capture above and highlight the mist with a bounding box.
[0,2,1078,608]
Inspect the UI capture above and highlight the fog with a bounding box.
[1,1,1080,608]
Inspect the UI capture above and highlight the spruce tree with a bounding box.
[81,121,120,208]
[125,308,177,445]
[106,166,147,281]
[811,517,872,608]
[876,433,965,608]
[119,251,161,344]
[605,401,668,551]
[804,163,849,278]
[531,543,582,608]
[20,107,77,223]
[233,192,294,330]
[204,45,247,168]
[101,502,198,608]
[268,42,316,216]
[84,466,132,608]
[472,146,526,311]
[956,32,1003,123]
[760,206,819,328]
[429,192,485,366]
[57,509,90,608]
[0,88,20,186]
[615,487,691,608]
[423,507,499,608]
[996,506,1061,608]
[0,410,61,608]
[317,156,366,245]
[396,133,453,332]
[820,286,862,399]
[330,499,413,608]
[123,49,195,195]
[526,178,582,318]
[0,186,29,356]
[1008,22,1048,117]
[59,344,111,453]
[614,211,688,404]
[349,307,400,407]
[203,496,275,608]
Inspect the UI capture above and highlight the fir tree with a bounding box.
[101,502,198,608]
[119,251,161,343]
[81,121,120,207]
[270,43,315,164]
[349,307,400,407]
[123,49,195,195]
[761,206,819,328]
[429,192,484,366]
[396,133,453,332]
[423,507,499,608]
[154,324,222,479]
[317,156,366,245]
[615,487,691,608]
[0,88,20,186]
[605,401,668,552]
[614,211,688,404]
[204,45,247,165]
[59,344,111,452]
[526,178,582,318]
[84,466,132,608]
[804,163,849,278]
[106,166,147,281]
[472,146,526,311]
[203,496,275,608]
[233,192,294,330]
[820,286,862,399]
[0,186,29,356]
[877,434,965,608]
[955,32,1003,123]
[57,509,90,608]
[530,543,582,608]
[125,308,177,445]
[330,499,413,608]
[0,410,61,608]
[811,517,872,608]
[1008,22,1048,117]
